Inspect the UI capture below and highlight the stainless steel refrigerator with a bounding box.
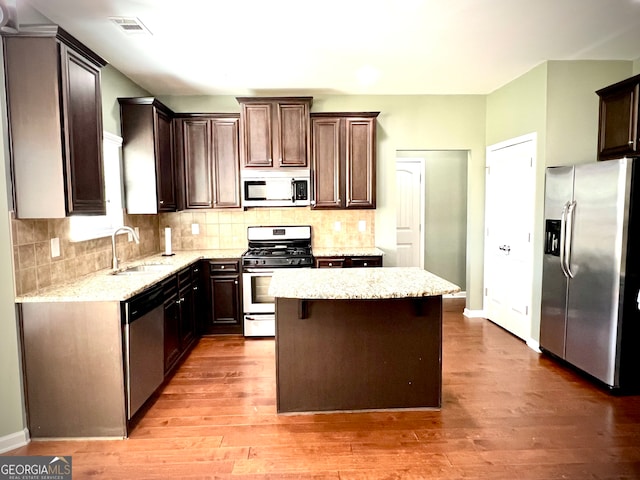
[541,158,640,392]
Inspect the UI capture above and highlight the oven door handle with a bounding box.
[243,268,275,274]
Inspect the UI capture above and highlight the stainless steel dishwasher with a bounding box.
[123,283,165,419]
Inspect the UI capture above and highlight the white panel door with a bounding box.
[483,135,535,340]
[396,159,424,268]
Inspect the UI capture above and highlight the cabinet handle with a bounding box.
[328,262,333,267]
[234,280,238,284]
[363,262,368,266]
[193,286,198,291]
[159,200,164,205]
[629,141,635,145]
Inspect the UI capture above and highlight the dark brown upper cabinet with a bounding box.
[236,97,312,168]
[596,73,640,161]
[3,26,107,218]
[174,114,241,209]
[119,98,177,213]
[311,112,379,209]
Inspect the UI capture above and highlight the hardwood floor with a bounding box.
[5,298,640,479]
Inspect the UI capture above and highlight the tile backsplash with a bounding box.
[12,208,374,296]
[159,208,375,251]
[12,213,159,296]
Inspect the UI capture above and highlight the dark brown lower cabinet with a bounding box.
[163,263,202,374]
[206,259,243,335]
[315,255,383,268]
[163,276,181,374]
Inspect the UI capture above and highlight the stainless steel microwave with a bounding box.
[242,171,310,207]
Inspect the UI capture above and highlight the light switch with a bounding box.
[51,237,60,258]
[192,223,200,235]
[334,221,342,232]
[358,220,366,232]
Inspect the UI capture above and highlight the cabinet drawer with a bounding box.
[162,274,178,299]
[178,267,191,286]
[349,256,383,267]
[315,255,383,268]
[209,260,240,274]
[191,262,202,278]
[315,257,345,268]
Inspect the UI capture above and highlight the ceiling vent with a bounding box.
[109,16,152,35]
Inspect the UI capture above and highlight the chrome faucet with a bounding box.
[112,226,140,272]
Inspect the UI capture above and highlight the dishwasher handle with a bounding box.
[127,284,164,322]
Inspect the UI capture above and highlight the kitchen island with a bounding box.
[269,267,460,414]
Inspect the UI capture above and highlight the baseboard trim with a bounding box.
[463,308,486,318]
[527,338,541,353]
[0,428,29,454]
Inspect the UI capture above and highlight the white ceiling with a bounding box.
[21,0,640,96]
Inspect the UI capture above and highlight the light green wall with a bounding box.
[546,61,632,167]
[101,65,150,136]
[487,63,549,147]
[161,94,487,308]
[634,58,640,75]
[423,150,468,290]
[486,60,634,343]
[0,47,26,445]
[0,0,51,446]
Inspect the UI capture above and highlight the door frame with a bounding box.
[395,157,425,268]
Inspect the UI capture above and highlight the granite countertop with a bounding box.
[312,247,385,257]
[16,249,245,303]
[269,267,460,300]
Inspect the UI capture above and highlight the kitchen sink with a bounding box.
[112,263,174,275]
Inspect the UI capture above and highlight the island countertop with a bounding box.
[269,267,460,300]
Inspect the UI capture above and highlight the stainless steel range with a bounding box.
[241,225,313,337]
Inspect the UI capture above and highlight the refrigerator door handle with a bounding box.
[560,202,570,278]
[565,201,576,278]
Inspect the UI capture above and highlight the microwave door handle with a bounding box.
[291,179,295,203]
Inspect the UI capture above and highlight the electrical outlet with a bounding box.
[51,237,60,258]
[358,220,366,232]
[334,221,342,232]
[192,223,200,235]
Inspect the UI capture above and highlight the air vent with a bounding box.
[109,16,152,35]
